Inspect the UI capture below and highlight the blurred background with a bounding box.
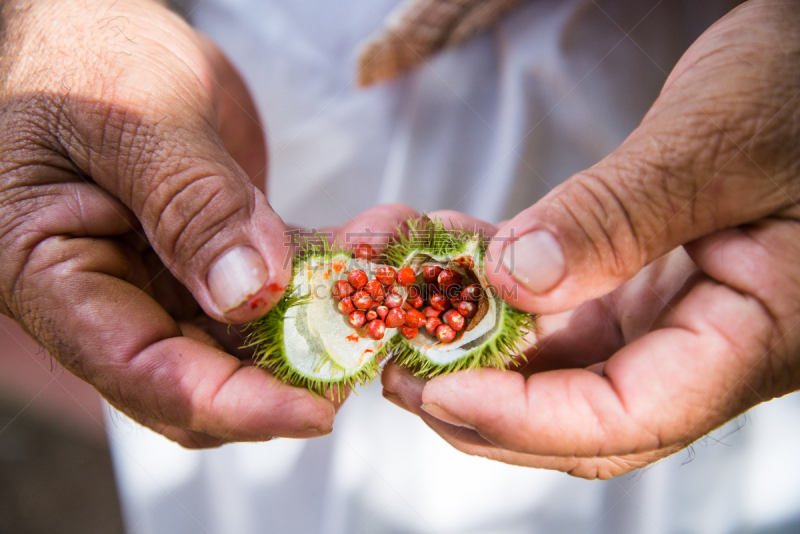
[0,315,124,534]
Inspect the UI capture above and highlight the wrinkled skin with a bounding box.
[0,0,417,447]
[383,0,800,479]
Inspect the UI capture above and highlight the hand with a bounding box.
[383,0,800,478]
[0,0,327,447]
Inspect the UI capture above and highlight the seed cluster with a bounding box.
[331,263,483,343]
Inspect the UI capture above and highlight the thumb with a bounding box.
[59,26,289,323]
[486,1,799,314]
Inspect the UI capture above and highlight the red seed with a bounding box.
[449,297,461,309]
[366,319,386,340]
[353,243,377,260]
[338,297,355,315]
[332,280,355,300]
[405,308,427,328]
[375,266,397,286]
[436,324,456,343]
[396,267,416,286]
[400,326,418,340]
[366,310,378,322]
[387,284,402,295]
[423,265,443,283]
[406,287,425,308]
[457,301,478,318]
[429,293,451,311]
[442,284,462,300]
[443,309,465,331]
[376,305,389,320]
[422,306,441,318]
[384,293,403,308]
[352,290,372,310]
[438,269,462,290]
[425,316,442,336]
[348,310,366,328]
[348,269,368,289]
[461,284,482,302]
[407,295,424,309]
[385,307,407,328]
[364,280,385,302]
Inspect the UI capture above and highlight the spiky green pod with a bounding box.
[244,243,392,399]
[387,217,535,378]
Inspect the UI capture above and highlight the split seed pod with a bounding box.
[387,217,533,377]
[244,218,534,399]
[243,242,396,399]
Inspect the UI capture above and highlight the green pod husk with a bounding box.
[243,218,535,397]
[244,242,391,399]
[387,217,534,378]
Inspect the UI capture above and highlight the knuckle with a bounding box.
[0,191,51,315]
[121,356,188,425]
[8,237,75,351]
[558,171,648,280]
[144,165,253,269]
[566,462,602,480]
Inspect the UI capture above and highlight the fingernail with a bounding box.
[420,403,475,429]
[208,246,269,313]
[502,230,565,294]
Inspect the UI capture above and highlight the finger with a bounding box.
[381,361,667,479]
[685,213,800,395]
[485,3,800,314]
[25,236,335,440]
[324,387,350,415]
[52,16,289,324]
[334,203,419,255]
[116,407,235,450]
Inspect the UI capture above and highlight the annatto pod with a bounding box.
[243,218,534,398]
[386,217,533,377]
[244,242,397,399]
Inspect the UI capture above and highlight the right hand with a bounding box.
[0,0,330,447]
[385,0,800,477]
